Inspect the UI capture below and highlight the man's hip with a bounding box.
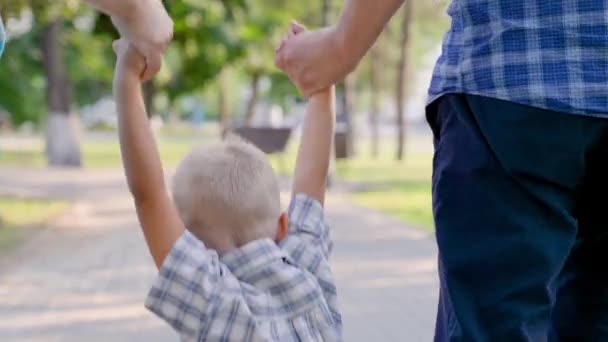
[428,94,608,341]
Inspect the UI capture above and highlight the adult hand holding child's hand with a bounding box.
[275,21,353,98]
[110,0,173,81]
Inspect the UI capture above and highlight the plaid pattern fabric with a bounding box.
[429,0,608,116]
[145,194,342,342]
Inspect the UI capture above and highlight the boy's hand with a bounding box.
[285,22,336,206]
[113,39,146,85]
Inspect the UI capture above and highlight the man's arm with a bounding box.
[88,0,173,81]
[85,0,139,18]
[292,88,335,206]
[336,0,404,69]
[113,41,184,268]
[276,0,404,97]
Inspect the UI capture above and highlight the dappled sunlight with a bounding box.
[328,195,430,241]
[0,302,150,331]
[333,257,436,289]
[325,194,438,340]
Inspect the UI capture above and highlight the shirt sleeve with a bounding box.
[281,195,342,328]
[285,194,333,259]
[145,230,222,341]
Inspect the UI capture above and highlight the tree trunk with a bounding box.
[396,3,412,161]
[369,45,382,158]
[341,75,356,157]
[244,72,260,126]
[143,80,156,118]
[322,0,332,25]
[322,0,335,189]
[41,19,81,167]
[218,71,230,138]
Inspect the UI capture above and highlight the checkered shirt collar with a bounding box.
[220,238,289,280]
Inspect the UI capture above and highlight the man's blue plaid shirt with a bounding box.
[429,0,608,116]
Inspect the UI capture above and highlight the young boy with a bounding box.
[112,38,342,341]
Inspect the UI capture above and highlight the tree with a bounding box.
[236,0,311,126]
[91,0,249,122]
[1,3,113,128]
[322,0,332,26]
[395,2,412,161]
[243,71,261,124]
[21,1,84,167]
[0,24,46,126]
[369,43,382,158]
[218,70,231,137]
[163,0,246,106]
[41,17,81,166]
[2,2,87,167]
[324,0,355,159]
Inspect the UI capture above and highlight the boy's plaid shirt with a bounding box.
[429,0,608,117]
[145,195,343,341]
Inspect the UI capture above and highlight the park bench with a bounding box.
[232,124,352,187]
[232,126,292,155]
[233,126,351,158]
[334,123,353,159]
[232,126,292,173]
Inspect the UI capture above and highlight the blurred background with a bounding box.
[0,0,450,341]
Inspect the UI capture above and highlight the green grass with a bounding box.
[0,196,68,252]
[81,139,199,168]
[0,134,212,169]
[337,152,434,231]
[0,149,46,168]
[268,138,435,230]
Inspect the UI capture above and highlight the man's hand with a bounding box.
[275,23,352,98]
[110,0,173,81]
[275,0,404,98]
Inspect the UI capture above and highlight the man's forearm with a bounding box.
[335,0,404,70]
[292,88,335,205]
[86,0,139,18]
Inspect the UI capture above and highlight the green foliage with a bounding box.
[0,28,46,125]
[354,0,450,107]
[165,0,246,100]
[0,1,91,125]
[0,0,450,126]
[66,14,115,106]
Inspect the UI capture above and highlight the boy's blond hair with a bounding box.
[172,137,281,247]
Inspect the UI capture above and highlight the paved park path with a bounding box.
[0,168,438,342]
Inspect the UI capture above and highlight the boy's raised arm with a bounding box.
[292,87,336,206]
[113,40,184,268]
